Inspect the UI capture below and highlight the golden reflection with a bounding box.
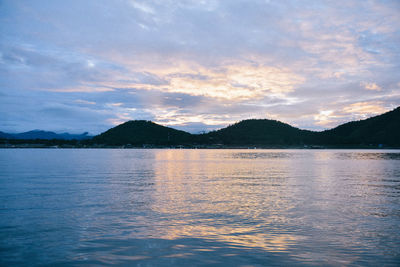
[149,149,302,252]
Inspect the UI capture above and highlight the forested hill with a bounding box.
[91,107,399,147]
[92,120,192,145]
[316,106,400,146]
[2,107,399,147]
[197,119,315,145]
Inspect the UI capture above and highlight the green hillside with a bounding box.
[92,120,192,146]
[88,106,400,147]
[199,119,315,145]
[318,107,400,146]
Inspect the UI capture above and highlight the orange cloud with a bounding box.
[361,82,382,91]
[100,62,305,101]
[314,110,336,127]
[343,101,387,116]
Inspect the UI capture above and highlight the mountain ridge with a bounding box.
[91,106,400,147]
[0,130,91,140]
[1,106,399,147]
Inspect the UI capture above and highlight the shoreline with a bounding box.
[1,144,399,149]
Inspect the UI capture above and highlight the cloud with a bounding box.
[130,1,156,15]
[1,0,399,133]
[75,99,96,105]
[361,82,382,91]
[342,101,387,116]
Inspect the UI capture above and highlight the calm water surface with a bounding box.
[0,149,399,266]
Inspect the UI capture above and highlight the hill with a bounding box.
[0,131,14,139]
[317,106,400,146]
[2,106,399,147]
[92,107,399,147]
[198,119,315,145]
[92,120,192,146]
[0,130,91,140]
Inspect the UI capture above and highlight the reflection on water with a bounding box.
[231,152,297,159]
[0,149,400,266]
[151,150,299,252]
[335,152,400,160]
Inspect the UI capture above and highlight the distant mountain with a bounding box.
[0,131,14,139]
[92,120,192,145]
[0,130,91,140]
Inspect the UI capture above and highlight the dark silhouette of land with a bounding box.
[0,130,91,140]
[93,120,192,146]
[1,106,399,148]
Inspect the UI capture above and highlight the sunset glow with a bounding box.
[1,0,399,133]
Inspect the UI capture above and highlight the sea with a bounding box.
[0,149,399,266]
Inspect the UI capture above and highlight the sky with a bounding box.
[1,0,400,134]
